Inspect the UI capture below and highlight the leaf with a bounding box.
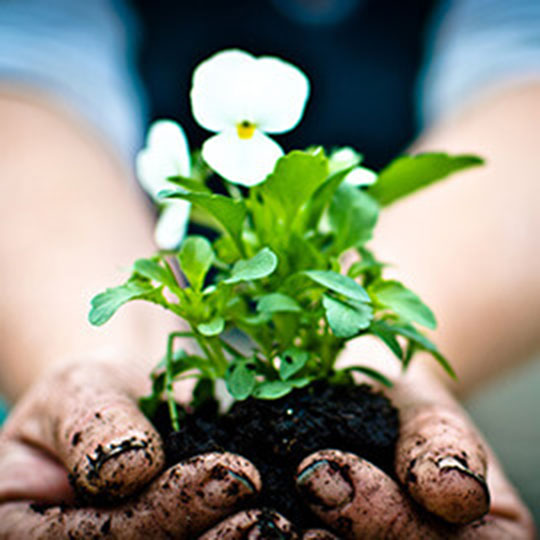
[190,378,215,409]
[253,380,293,399]
[162,191,246,249]
[258,150,329,227]
[279,347,309,380]
[368,153,484,206]
[178,236,214,291]
[257,293,301,313]
[389,323,456,378]
[342,366,393,387]
[304,270,370,302]
[89,277,166,326]
[369,280,436,329]
[322,295,373,338]
[348,259,386,279]
[133,258,178,291]
[369,320,403,360]
[303,165,353,229]
[225,361,256,400]
[197,316,225,336]
[225,248,278,284]
[165,175,211,193]
[329,183,379,253]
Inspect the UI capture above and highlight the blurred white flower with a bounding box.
[329,147,377,187]
[136,120,191,250]
[191,49,310,186]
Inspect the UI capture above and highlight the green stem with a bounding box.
[165,332,183,431]
[219,337,248,359]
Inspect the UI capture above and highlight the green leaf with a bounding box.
[257,293,301,313]
[253,380,293,399]
[89,278,166,326]
[258,150,329,226]
[303,165,353,230]
[225,361,256,400]
[304,270,370,302]
[329,184,379,253]
[190,378,215,409]
[368,153,484,206]
[342,366,393,388]
[348,259,386,279]
[389,323,456,378]
[197,316,225,336]
[225,248,278,284]
[178,236,214,291]
[369,320,403,360]
[369,280,436,329]
[165,176,211,193]
[133,258,178,291]
[279,347,309,380]
[163,192,246,249]
[322,295,373,338]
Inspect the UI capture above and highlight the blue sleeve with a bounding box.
[0,0,146,162]
[418,0,540,125]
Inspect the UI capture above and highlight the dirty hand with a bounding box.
[0,360,261,539]
[295,364,535,539]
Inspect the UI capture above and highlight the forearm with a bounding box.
[374,83,540,395]
[0,91,176,403]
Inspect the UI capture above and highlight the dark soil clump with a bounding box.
[154,381,398,531]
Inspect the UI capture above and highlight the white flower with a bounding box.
[191,49,310,186]
[136,120,191,250]
[328,147,377,187]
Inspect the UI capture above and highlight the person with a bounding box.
[0,0,538,537]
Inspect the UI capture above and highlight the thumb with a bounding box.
[3,360,165,501]
[0,439,73,504]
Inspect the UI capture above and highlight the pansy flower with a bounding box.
[191,49,310,186]
[136,120,191,250]
[328,147,378,186]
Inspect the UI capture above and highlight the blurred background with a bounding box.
[1,0,539,525]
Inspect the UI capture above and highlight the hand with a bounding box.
[294,364,536,539]
[0,360,261,539]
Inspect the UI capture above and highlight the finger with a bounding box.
[0,439,73,504]
[3,361,165,501]
[0,452,261,539]
[296,449,439,540]
[302,529,340,539]
[395,401,490,524]
[198,509,298,539]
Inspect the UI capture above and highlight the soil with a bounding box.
[154,381,399,533]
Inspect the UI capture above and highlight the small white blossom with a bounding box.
[191,49,310,186]
[136,120,191,250]
[329,147,377,187]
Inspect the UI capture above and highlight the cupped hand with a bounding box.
[0,360,261,539]
[295,364,536,539]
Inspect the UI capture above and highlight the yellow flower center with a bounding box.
[236,120,256,140]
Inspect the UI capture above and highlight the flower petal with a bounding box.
[251,56,310,133]
[202,129,283,186]
[191,50,260,133]
[328,146,362,175]
[345,166,378,187]
[154,201,191,251]
[136,120,190,200]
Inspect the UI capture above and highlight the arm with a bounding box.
[0,91,175,402]
[375,83,540,395]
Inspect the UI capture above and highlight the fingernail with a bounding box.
[247,510,295,540]
[202,464,257,509]
[437,456,490,504]
[297,459,353,509]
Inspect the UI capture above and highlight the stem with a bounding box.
[219,337,248,358]
[165,332,183,431]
